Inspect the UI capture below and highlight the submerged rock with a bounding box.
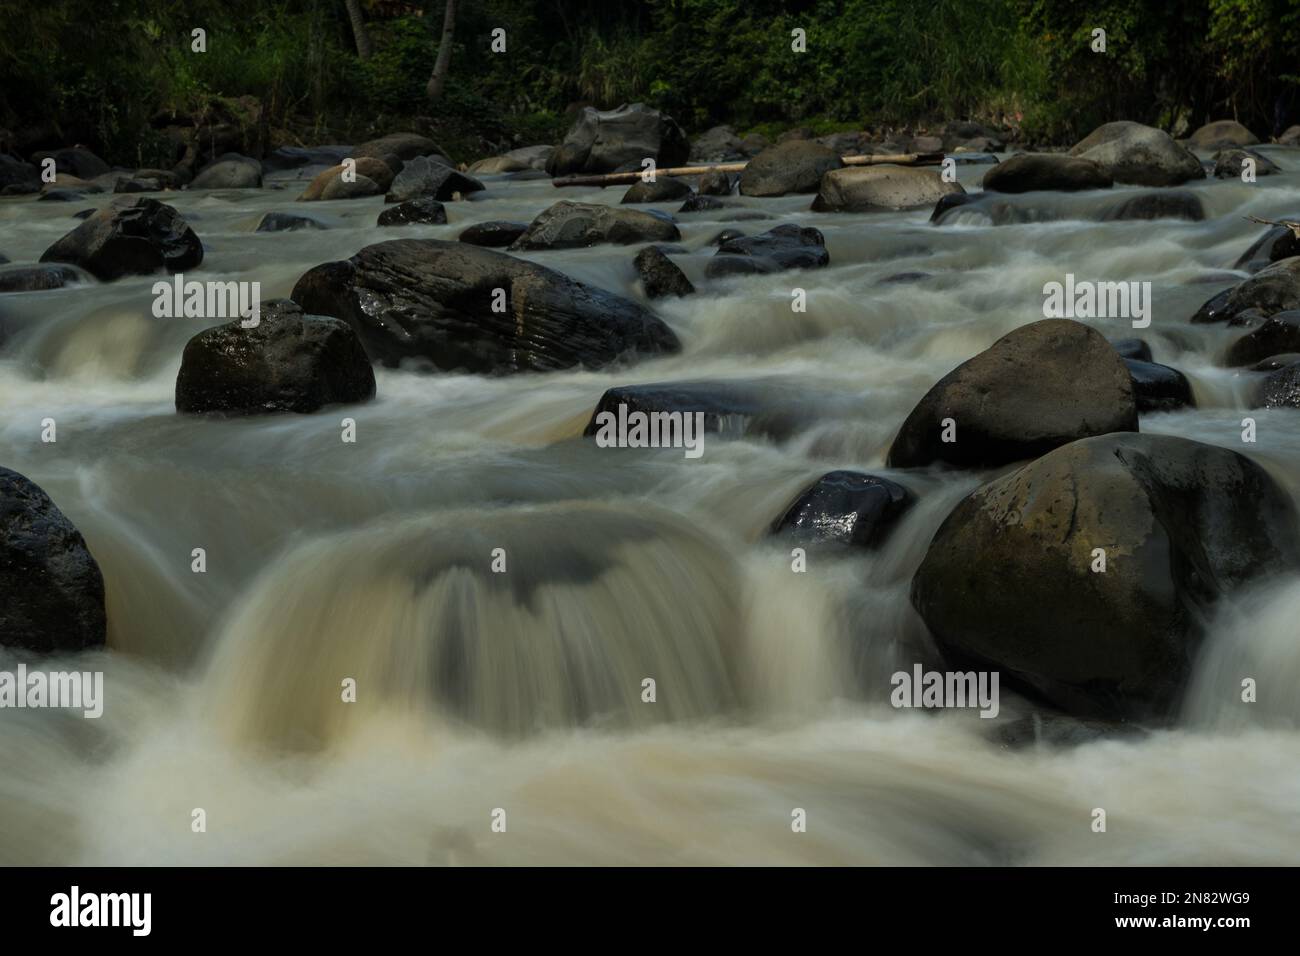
[39,197,202,280]
[176,299,376,415]
[582,379,815,442]
[912,433,1300,721]
[377,198,447,226]
[770,471,915,549]
[0,264,84,292]
[0,467,106,653]
[706,224,828,278]
[256,212,326,233]
[457,220,527,247]
[290,238,679,373]
[1100,190,1205,221]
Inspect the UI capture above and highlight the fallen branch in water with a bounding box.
[1244,214,1300,238]
[552,152,946,188]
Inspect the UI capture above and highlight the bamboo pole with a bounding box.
[551,152,945,188]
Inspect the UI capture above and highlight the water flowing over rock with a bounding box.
[0,467,106,653]
[38,196,202,280]
[175,299,376,415]
[887,320,1138,469]
[290,238,679,373]
[770,471,915,549]
[912,433,1300,721]
[1191,258,1300,323]
[706,224,828,278]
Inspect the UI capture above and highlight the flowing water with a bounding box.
[2,153,1300,865]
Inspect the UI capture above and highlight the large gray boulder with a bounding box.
[509,200,679,251]
[1187,119,1259,151]
[385,156,483,203]
[190,153,263,189]
[739,140,843,197]
[912,433,1300,721]
[1069,121,1205,186]
[290,239,679,373]
[887,319,1138,469]
[546,103,689,176]
[0,467,106,653]
[812,164,964,211]
[38,197,202,280]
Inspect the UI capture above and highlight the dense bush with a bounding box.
[0,0,1296,164]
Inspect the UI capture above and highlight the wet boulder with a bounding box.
[1099,190,1205,221]
[981,153,1112,193]
[1069,121,1205,187]
[256,212,326,232]
[509,200,679,251]
[739,141,844,197]
[1232,220,1300,272]
[457,221,527,247]
[679,194,729,213]
[690,126,745,163]
[887,319,1138,469]
[352,133,449,172]
[0,155,40,193]
[1125,359,1195,412]
[706,224,828,278]
[546,103,689,177]
[0,264,84,292]
[190,154,263,189]
[298,157,395,200]
[621,176,692,204]
[1188,120,1259,150]
[911,433,1300,721]
[385,156,483,203]
[0,467,106,654]
[39,197,202,280]
[290,238,679,373]
[1191,257,1300,323]
[697,171,734,196]
[633,246,694,299]
[1213,148,1279,179]
[320,174,381,200]
[770,471,914,549]
[582,380,815,443]
[1111,338,1152,361]
[1222,311,1300,366]
[811,165,964,211]
[1255,363,1300,407]
[176,299,376,415]
[30,146,110,180]
[377,198,447,226]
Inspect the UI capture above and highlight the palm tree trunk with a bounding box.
[426,0,458,102]
[343,0,372,60]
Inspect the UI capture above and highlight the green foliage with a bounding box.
[2,0,1299,165]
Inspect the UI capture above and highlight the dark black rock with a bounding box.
[0,467,106,653]
[705,224,828,279]
[458,221,528,247]
[633,246,694,299]
[376,198,447,226]
[1125,358,1195,412]
[175,299,376,415]
[770,471,915,549]
[385,156,483,203]
[256,212,327,233]
[39,197,202,280]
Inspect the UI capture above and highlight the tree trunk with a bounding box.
[344,0,371,60]
[426,0,458,102]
